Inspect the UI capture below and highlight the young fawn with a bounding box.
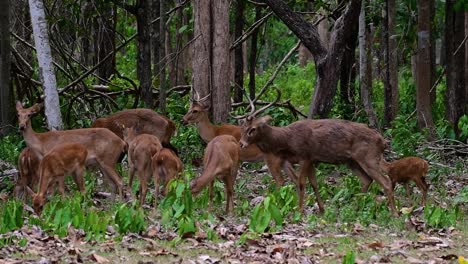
[123,127,162,207]
[384,156,429,206]
[28,143,88,214]
[190,135,240,213]
[152,148,183,198]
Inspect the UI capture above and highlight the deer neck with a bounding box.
[256,126,290,154]
[22,122,45,157]
[195,114,217,143]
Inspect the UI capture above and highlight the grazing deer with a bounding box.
[382,157,429,206]
[236,88,397,215]
[91,108,176,145]
[16,102,126,198]
[123,127,163,207]
[14,147,40,200]
[27,143,87,214]
[183,101,297,187]
[152,148,183,197]
[191,135,240,213]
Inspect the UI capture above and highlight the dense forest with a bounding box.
[0,0,467,263]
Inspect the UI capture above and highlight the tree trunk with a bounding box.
[211,0,230,122]
[445,1,465,136]
[263,0,361,118]
[416,0,435,138]
[192,0,211,103]
[429,0,436,104]
[95,2,116,82]
[358,0,378,128]
[28,0,62,130]
[0,0,12,135]
[152,0,160,84]
[383,0,398,127]
[137,0,153,108]
[159,0,167,113]
[233,0,245,103]
[248,6,261,100]
[339,22,358,119]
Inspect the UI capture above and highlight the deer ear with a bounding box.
[201,103,211,112]
[31,103,43,113]
[257,115,272,126]
[16,101,23,111]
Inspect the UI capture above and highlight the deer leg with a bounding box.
[57,177,65,197]
[414,177,428,206]
[72,169,86,194]
[355,159,397,216]
[296,161,307,215]
[128,159,136,195]
[264,154,285,187]
[138,171,148,207]
[98,161,123,199]
[303,161,324,213]
[208,180,214,212]
[348,162,373,192]
[223,176,234,214]
[153,165,160,209]
[282,160,298,185]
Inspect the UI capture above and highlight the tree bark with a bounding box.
[358,0,378,128]
[95,2,116,82]
[0,0,12,135]
[192,0,211,103]
[136,0,153,108]
[383,0,398,127]
[152,0,160,84]
[263,0,361,118]
[339,22,358,119]
[28,0,62,130]
[233,0,245,103]
[211,0,230,122]
[248,6,262,100]
[159,0,167,113]
[416,0,435,138]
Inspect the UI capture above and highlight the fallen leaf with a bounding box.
[89,253,110,263]
[367,241,384,250]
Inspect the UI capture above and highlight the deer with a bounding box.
[183,94,297,187]
[16,102,126,198]
[27,143,88,214]
[235,88,398,216]
[381,157,429,206]
[91,108,176,145]
[14,147,40,200]
[152,148,183,197]
[123,127,163,207]
[190,135,240,214]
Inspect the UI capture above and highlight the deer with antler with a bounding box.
[16,102,126,198]
[183,88,298,187]
[235,88,398,215]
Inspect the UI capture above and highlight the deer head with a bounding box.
[239,115,273,149]
[182,102,210,125]
[16,102,43,131]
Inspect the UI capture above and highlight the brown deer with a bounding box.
[183,102,297,187]
[152,148,183,197]
[123,127,163,207]
[16,102,126,198]
[190,135,240,213]
[27,143,87,214]
[236,89,397,215]
[382,157,429,206]
[91,108,176,145]
[14,147,40,200]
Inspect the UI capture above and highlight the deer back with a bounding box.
[388,157,429,183]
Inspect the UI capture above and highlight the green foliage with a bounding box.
[424,204,461,228]
[342,251,356,264]
[0,135,23,165]
[0,200,24,234]
[114,203,146,234]
[160,179,197,236]
[385,116,425,156]
[458,115,468,141]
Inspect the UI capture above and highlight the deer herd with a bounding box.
[13,94,430,217]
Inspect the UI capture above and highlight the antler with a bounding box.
[190,86,211,103]
[231,87,281,120]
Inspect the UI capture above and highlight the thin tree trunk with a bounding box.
[28,0,62,130]
[248,6,261,100]
[383,0,398,127]
[0,0,12,135]
[233,0,245,103]
[339,22,358,119]
[429,0,436,104]
[137,0,153,108]
[159,0,167,113]
[211,0,230,122]
[152,0,160,81]
[192,0,211,103]
[416,0,435,138]
[358,0,377,128]
[95,2,116,82]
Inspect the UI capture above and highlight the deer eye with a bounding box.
[192,110,198,114]
[248,127,256,136]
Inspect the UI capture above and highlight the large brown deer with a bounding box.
[91,108,176,145]
[382,157,429,206]
[123,127,163,207]
[190,135,240,213]
[28,143,87,214]
[152,148,183,196]
[16,102,126,197]
[183,102,297,187]
[236,89,397,215]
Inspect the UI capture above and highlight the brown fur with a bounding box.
[16,102,126,198]
[152,148,183,198]
[124,128,163,207]
[183,102,297,186]
[30,143,87,214]
[190,135,240,213]
[240,116,397,215]
[383,157,429,206]
[92,108,176,144]
[14,148,40,200]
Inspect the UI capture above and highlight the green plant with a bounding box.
[0,200,24,234]
[424,204,460,228]
[249,196,283,233]
[114,203,146,234]
[342,251,356,264]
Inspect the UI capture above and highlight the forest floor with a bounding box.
[0,161,467,264]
